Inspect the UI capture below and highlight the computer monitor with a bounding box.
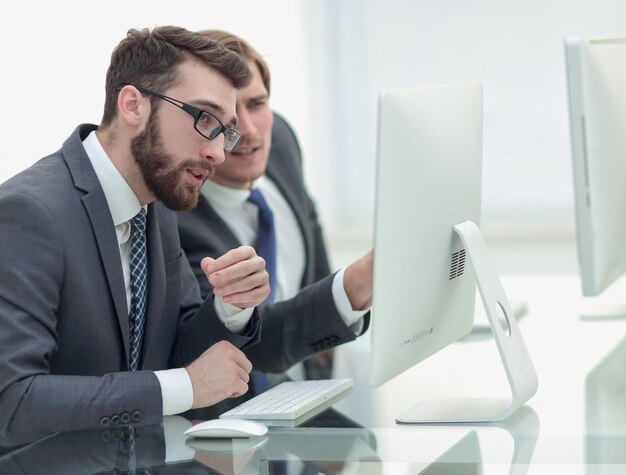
[369,83,537,423]
[564,37,626,315]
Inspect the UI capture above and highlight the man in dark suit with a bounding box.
[0,26,272,446]
[177,30,373,396]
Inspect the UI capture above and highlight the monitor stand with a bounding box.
[397,220,538,424]
[473,293,528,331]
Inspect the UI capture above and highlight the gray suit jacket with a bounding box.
[177,113,370,375]
[0,124,260,446]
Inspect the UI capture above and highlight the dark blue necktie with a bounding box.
[248,188,277,303]
[129,209,148,372]
[247,189,277,394]
[245,192,286,475]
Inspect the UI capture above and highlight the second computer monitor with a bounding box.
[565,36,626,297]
[370,82,483,387]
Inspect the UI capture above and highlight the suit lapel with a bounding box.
[197,196,243,248]
[266,157,313,282]
[63,125,132,364]
[82,193,130,357]
[267,164,308,232]
[266,117,309,230]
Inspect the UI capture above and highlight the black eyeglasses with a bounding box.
[118,83,242,152]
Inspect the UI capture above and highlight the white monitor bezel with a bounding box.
[565,36,626,296]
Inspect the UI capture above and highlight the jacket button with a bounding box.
[131,410,143,423]
[99,416,110,428]
[110,414,120,426]
[121,412,132,424]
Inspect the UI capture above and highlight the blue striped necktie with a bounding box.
[129,209,148,372]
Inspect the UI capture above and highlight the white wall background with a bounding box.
[2,0,625,266]
[298,0,626,246]
[0,0,310,187]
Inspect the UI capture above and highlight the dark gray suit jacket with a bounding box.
[177,113,370,376]
[0,124,261,446]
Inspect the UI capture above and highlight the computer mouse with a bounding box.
[184,419,268,438]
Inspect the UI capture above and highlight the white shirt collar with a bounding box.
[82,130,144,226]
[200,176,267,208]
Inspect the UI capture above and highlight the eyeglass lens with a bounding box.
[195,112,240,152]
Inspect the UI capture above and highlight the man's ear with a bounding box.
[117,85,149,127]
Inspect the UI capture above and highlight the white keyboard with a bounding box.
[220,378,353,420]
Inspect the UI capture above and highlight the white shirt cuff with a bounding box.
[332,267,368,332]
[154,368,194,416]
[214,296,254,333]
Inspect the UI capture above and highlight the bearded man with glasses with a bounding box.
[0,25,270,446]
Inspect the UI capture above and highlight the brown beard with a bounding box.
[131,114,213,211]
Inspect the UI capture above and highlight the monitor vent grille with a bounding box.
[449,249,466,280]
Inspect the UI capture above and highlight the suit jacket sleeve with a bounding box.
[244,274,370,373]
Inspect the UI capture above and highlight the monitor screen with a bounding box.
[369,83,483,388]
[565,37,626,297]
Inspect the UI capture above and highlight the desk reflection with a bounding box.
[190,409,381,474]
[586,334,626,473]
[419,405,539,475]
[0,404,542,474]
[0,408,380,475]
[0,425,173,474]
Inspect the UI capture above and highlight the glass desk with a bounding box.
[1,275,625,474]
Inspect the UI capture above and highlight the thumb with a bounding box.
[200,257,216,276]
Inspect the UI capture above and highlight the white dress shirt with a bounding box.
[83,131,253,415]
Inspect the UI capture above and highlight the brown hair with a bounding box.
[197,29,271,96]
[100,25,251,127]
